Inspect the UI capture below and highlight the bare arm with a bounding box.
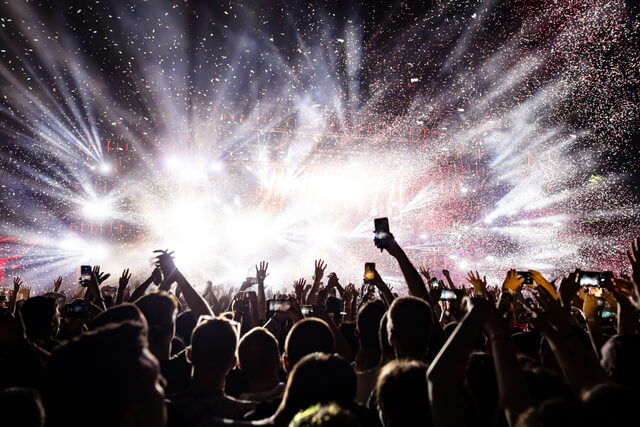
[428,300,487,427]
[128,268,160,302]
[255,261,268,322]
[306,259,326,305]
[8,277,22,315]
[385,237,430,302]
[115,269,131,306]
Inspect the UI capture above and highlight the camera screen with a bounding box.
[579,271,602,287]
[440,290,457,300]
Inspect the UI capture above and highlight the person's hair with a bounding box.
[289,403,361,427]
[175,310,197,345]
[523,367,571,406]
[378,312,394,360]
[376,359,431,427]
[20,296,57,340]
[387,296,433,357]
[238,327,280,382]
[516,396,584,427]
[43,321,149,427]
[583,383,635,426]
[0,387,45,427]
[189,317,237,371]
[134,292,178,329]
[284,318,335,368]
[135,292,178,353]
[600,334,640,388]
[278,353,356,424]
[356,300,385,349]
[90,303,145,330]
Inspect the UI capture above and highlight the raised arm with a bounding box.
[115,269,131,306]
[427,298,488,427]
[128,268,161,302]
[384,235,430,302]
[255,261,268,322]
[305,259,326,304]
[155,250,213,319]
[371,268,395,307]
[7,277,23,315]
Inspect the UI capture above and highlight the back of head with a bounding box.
[90,303,146,330]
[583,383,635,427]
[0,387,45,427]
[238,327,280,383]
[289,403,361,427]
[376,359,430,427]
[134,292,178,329]
[175,310,197,345]
[356,300,385,349]
[516,396,584,427]
[280,353,356,423]
[600,334,640,388]
[189,317,237,372]
[20,296,57,340]
[378,312,394,362]
[387,296,433,358]
[284,318,335,369]
[44,321,153,427]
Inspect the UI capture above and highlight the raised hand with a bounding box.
[255,261,269,283]
[314,259,327,282]
[528,270,557,299]
[326,272,339,289]
[151,267,163,285]
[53,276,63,292]
[294,278,307,293]
[153,249,177,281]
[13,277,23,293]
[419,267,431,282]
[557,271,580,308]
[579,288,599,320]
[92,266,111,284]
[119,269,131,288]
[466,270,487,296]
[502,269,525,294]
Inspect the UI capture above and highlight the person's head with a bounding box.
[187,316,237,377]
[20,296,59,341]
[376,359,431,427]
[523,367,571,406]
[284,318,335,371]
[516,396,584,427]
[90,303,147,331]
[583,383,635,427]
[135,292,178,361]
[387,296,433,360]
[238,327,280,389]
[356,300,385,350]
[44,321,166,427]
[175,310,197,345]
[289,403,361,427]
[378,312,394,364]
[0,388,45,427]
[600,334,640,389]
[278,353,356,424]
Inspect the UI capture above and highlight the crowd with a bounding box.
[1,232,640,427]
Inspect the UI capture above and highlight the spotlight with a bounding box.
[98,162,113,175]
[210,160,225,173]
[81,197,113,221]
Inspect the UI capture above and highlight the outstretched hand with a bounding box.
[466,270,487,295]
[255,261,269,283]
[119,269,131,289]
[419,267,431,282]
[53,276,63,292]
[529,270,557,299]
[314,259,327,282]
[13,277,23,292]
[502,269,524,294]
[154,249,177,281]
[92,266,111,284]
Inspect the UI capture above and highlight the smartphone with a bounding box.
[80,265,92,287]
[429,278,439,289]
[440,289,457,301]
[374,217,391,249]
[364,263,375,283]
[62,302,89,318]
[578,271,605,287]
[300,305,314,316]
[517,271,534,285]
[601,310,616,319]
[267,299,290,312]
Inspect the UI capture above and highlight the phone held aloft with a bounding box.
[373,217,391,250]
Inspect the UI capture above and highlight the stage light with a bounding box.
[210,160,225,173]
[80,197,114,221]
[98,162,112,175]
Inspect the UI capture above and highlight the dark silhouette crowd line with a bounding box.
[2,233,640,427]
